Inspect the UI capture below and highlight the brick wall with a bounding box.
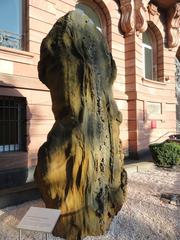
[0,0,178,185]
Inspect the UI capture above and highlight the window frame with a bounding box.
[142,42,153,80]
[75,3,103,32]
[0,0,27,51]
[0,96,27,153]
[142,27,158,81]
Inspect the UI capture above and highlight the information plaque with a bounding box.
[17,206,60,239]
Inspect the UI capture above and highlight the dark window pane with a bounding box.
[4,121,9,145]
[0,96,26,152]
[10,121,18,144]
[9,100,15,107]
[145,47,153,79]
[0,108,3,120]
[4,108,9,121]
[142,31,153,46]
[0,0,23,49]
[143,29,156,80]
[75,3,102,31]
[4,100,9,107]
[0,121,5,145]
[10,108,18,121]
[0,0,22,34]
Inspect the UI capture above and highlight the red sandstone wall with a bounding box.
[0,0,129,182]
[125,18,177,158]
[0,0,178,176]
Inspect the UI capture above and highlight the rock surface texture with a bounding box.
[34,10,127,240]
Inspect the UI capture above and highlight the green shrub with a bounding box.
[149,141,180,167]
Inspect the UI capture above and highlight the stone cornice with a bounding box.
[147,2,160,21]
[135,0,148,34]
[119,0,134,36]
[118,0,149,36]
[116,0,180,48]
[167,3,180,48]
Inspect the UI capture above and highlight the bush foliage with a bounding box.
[149,141,180,167]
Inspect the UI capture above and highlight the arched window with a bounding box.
[142,28,157,80]
[175,52,180,132]
[75,3,102,32]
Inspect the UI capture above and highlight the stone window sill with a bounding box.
[141,77,168,89]
[0,46,34,65]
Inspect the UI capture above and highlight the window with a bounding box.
[176,57,180,99]
[142,29,157,80]
[0,0,25,50]
[175,56,180,132]
[0,96,26,152]
[75,3,102,32]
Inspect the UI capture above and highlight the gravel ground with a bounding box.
[0,167,179,240]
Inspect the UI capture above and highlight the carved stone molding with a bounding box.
[118,0,148,36]
[117,0,180,41]
[135,0,148,34]
[119,0,135,36]
[147,3,160,21]
[167,3,180,48]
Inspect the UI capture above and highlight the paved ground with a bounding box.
[0,167,179,240]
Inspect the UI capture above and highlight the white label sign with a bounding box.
[17,207,60,233]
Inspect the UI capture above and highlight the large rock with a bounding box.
[34,10,127,240]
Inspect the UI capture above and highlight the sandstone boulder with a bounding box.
[34,10,127,240]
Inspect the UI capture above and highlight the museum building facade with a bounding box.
[0,0,180,190]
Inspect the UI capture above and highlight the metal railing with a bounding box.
[0,96,26,153]
[0,29,23,50]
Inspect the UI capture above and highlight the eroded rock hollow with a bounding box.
[34,10,127,240]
